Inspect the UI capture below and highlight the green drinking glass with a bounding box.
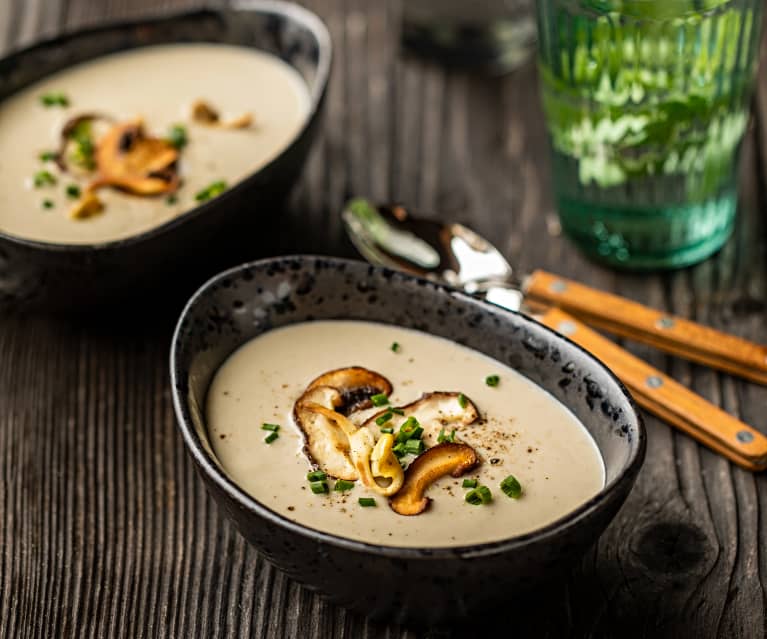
[536,0,764,269]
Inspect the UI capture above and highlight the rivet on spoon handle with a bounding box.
[525,270,767,386]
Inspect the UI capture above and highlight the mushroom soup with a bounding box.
[207,320,605,548]
[0,43,310,244]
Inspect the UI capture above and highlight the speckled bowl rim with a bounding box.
[170,255,647,559]
[0,0,331,252]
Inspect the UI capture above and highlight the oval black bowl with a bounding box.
[0,2,331,313]
[170,255,646,626]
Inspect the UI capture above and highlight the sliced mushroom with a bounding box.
[369,433,405,496]
[306,367,392,415]
[363,392,479,443]
[191,99,253,129]
[389,443,479,516]
[91,120,180,195]
[293,386,358,480]
[68,191,104,220]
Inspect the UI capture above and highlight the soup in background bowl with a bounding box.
[0,4,330,312]
[171,256,646,625]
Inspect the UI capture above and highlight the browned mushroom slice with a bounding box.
[389,443,479,516]
[191,99,253,129]
[362,392,479,443]
[348,430,404,497]
[91,120,180,195]
[306,367,393,415]
[68,191,104,220]
[293,385,358,480]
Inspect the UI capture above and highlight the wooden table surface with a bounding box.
[2,1,767,637]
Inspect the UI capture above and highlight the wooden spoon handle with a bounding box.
[525,270,767,385]
[536,307,767,471]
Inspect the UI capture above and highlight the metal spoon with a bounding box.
[342,198,767,471]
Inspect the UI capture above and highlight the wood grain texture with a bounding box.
[1,1,766,638]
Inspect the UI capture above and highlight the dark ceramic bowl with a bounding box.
[170,256,646,626]
[0,2,330,313]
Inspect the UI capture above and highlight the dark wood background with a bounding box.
[2,1,767,637]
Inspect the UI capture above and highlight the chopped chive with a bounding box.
[334,479,355,492]
[462,478,478,489]
[65,184,81,199]
[33,170,57,188]
[437,428,457,444]
[391,342,400,352]
[375,411,393,426]
[195,180,227,202]
[465,485,492,505]
[261,423,280,432]
[67,120,95,170]
[41,198,54,210]
[358,497,377,507]
[380,427,394,434]
[306,470,327,482]
[391,407,405,416]
[500,475,523,499]
[370,393,389,407]
[396,416,422,442]
[392,442,407,458]
[40,92,69,107]
[485,375,500,387]
[404,438,425,455]
[310,480,329,494]
[167,124,188,149]
[166,194,178,205]
[264,431,279,444]
[458,393,468,409]
[39,150,57,162]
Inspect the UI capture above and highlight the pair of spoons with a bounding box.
[342,198,767,471]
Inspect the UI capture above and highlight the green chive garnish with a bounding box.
[41,199,54,210]
[392,442,407,458]
[396,416,422,442]
[380,427,394,434]
[375,411,393,426]
[306,470,327,482]
[166,194,178,205]
[437,428,457,444]
[39,150,57,162]
[500,475,523,499]
[65,184,81,199]
[67,120,95,170]
[458,393,468,408]
[334,479,355,492]
[485,375,500,387]
[40,92,69,107]
[465,485,492,505]
[391,342,400,352]
[167,124,188,149]
[33,170,57,188]
[462,478,478,489]
[195,180,227,202]
[261,423,280,432]
[404,439,424,455]
[370,393,389,407]
[358,497,376,507]
[264,431,279,444]
[391,407,405,416]
[310,481,329,494]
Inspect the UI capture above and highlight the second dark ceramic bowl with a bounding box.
[0,2,330,313]
[170,255,646,626]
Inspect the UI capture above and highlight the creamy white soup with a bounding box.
[206,320,605,548]
[0,43,310,244]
